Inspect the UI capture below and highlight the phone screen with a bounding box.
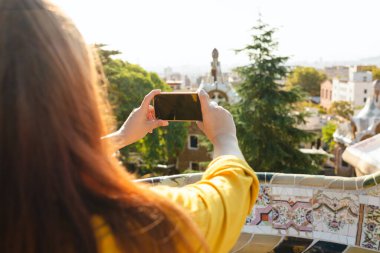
[154,93,203,121]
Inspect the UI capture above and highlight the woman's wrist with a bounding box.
[102,130,128,152]
[212,134,245,160]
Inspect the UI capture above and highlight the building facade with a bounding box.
[332,67,373,107]
[162,67,192,91]
[176,122,211,171]
[320,80,333,109]
[321,66,374,109]
[333,80,380,176]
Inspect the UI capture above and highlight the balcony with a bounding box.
[138,169,380,252]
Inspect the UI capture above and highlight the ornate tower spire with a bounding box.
[200,48,240,104]
[211,48,219,82]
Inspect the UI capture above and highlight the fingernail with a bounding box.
[200,89,206,95]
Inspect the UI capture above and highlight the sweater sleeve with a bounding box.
[151,155,259,253]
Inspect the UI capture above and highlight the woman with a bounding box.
[0,0,259,252]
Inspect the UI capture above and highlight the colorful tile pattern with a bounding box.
[360,205,380,250]
[246,185,272,226]
[271,196,313,232]
[312,190,359,237]
[140,172,380,252]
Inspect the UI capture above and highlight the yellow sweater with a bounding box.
[94,155,259,253]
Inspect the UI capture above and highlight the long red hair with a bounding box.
[0,0,206,252]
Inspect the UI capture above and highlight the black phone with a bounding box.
[154,92,203,121]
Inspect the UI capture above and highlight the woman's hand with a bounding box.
[197,89,244,160]
[197,89,236,144]
[103,90,168,151]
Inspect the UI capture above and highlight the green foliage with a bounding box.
[231,20,318,174]
[322,121,337,152]
[286,66,327,96]
[328,101,353,121]
[356,65,380,80]
[318,105,327,115]
[95,44,188,174]
[163,122,190,162]
[198,134,213,153]
[372,68,380,80]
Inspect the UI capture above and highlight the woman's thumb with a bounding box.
[198,89,210,113]
[148,120,169,131]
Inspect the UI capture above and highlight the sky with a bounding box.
[52,0,380,75]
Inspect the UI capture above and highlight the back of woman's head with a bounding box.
[0,0,205,252]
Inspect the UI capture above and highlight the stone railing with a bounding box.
[138,171,380,252]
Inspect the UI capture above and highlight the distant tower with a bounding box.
[211,49,219,82]
[200,48,239,104]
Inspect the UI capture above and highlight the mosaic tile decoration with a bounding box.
[271,196,313,233]
[304,241,347,253]
[312,190,359,237]
[246,185,272,226]
[138,169,380,252]
[360,205,380,250]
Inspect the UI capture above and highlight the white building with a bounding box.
[332,66,373,107]
[333,80,380,176]
[162,69,192,91]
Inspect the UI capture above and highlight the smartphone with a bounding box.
[154,92,203,121]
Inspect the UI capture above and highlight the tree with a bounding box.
[95,45,188,175]
[373,68,380,80]
[356,65,380,80]
[286,66,327,96]
[322,121,337,152]
[231,20,318,174]
[328,101,353,121]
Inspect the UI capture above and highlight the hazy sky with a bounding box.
[52,0,380,73]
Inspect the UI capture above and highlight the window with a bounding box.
[364,97,367,103]
[363,76,367,82]
[190,162,200,170]
[364,89,367,94]
[189,135,198,149]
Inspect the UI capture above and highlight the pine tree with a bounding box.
[232,20,318,174]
